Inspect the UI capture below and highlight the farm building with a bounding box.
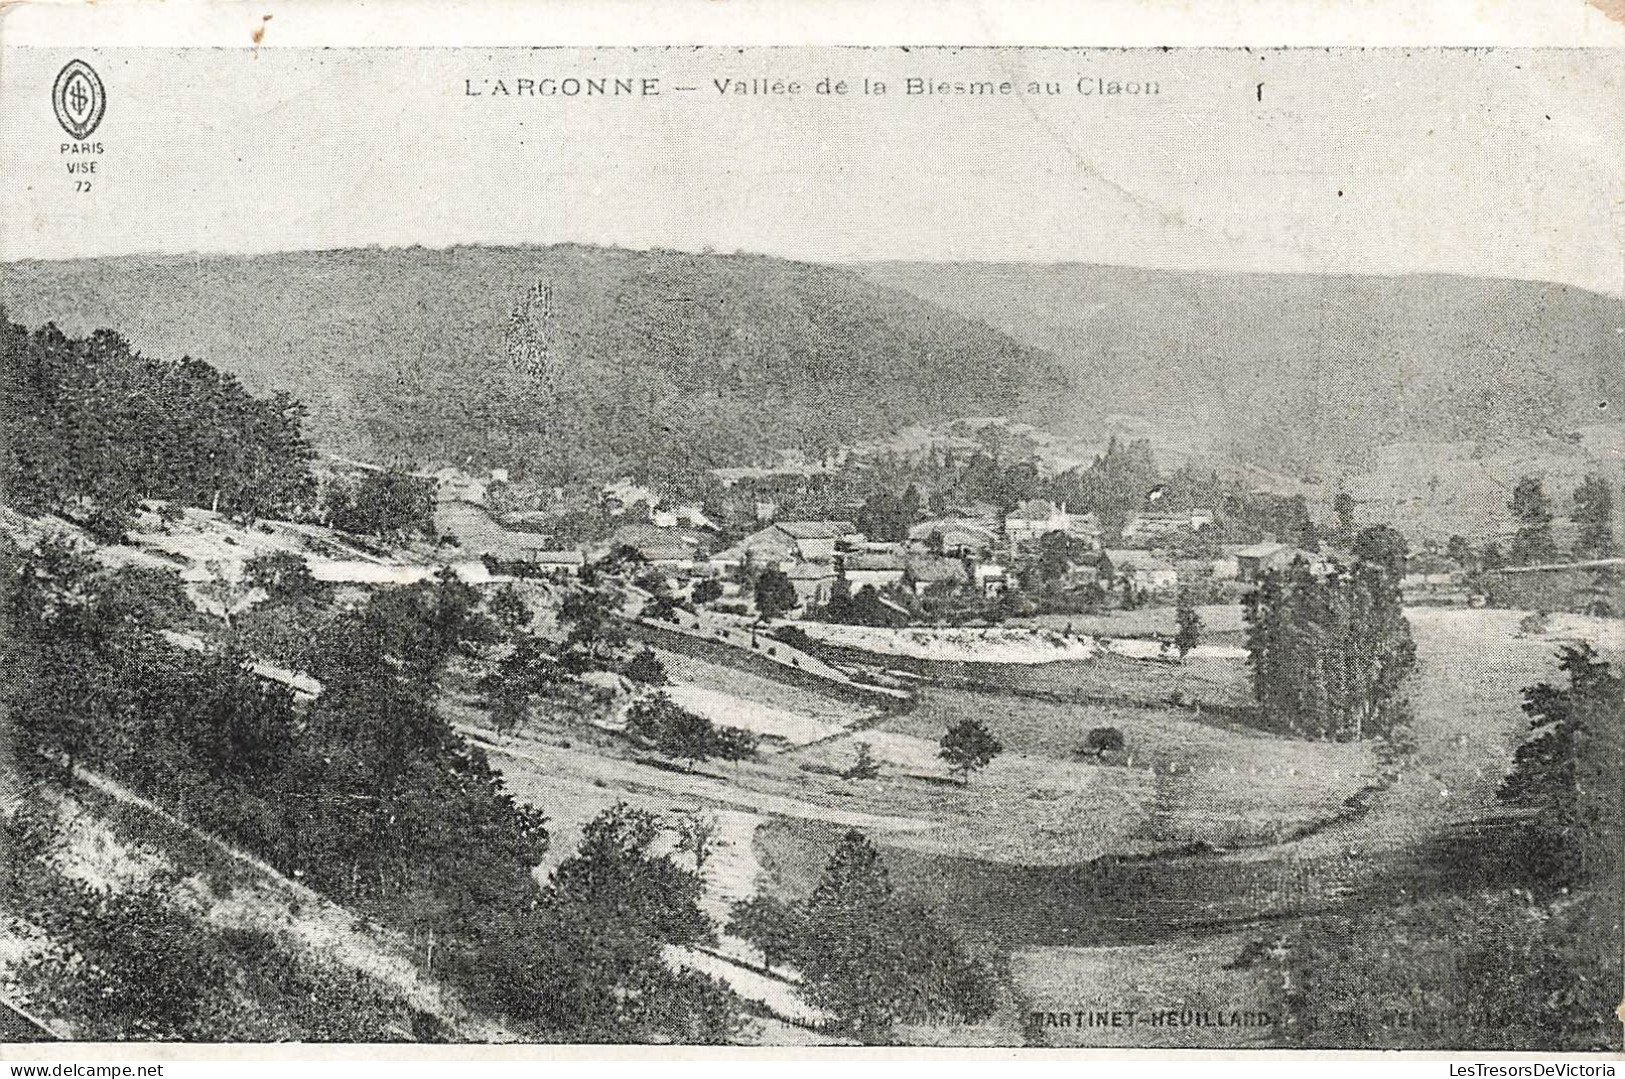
[1100,549,1179,594]
[433,499,520,559]
[1234,542,1298,581]
[515,547,585,575]
[738,520,860,565]
[843,551,907,590]
[907,518,998,556]
[785,561,838,606]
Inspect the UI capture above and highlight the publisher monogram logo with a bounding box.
[53,59,105,140]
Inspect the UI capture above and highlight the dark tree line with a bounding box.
[1,316,315,524]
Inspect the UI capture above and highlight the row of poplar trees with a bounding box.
[1242,526,1417,741]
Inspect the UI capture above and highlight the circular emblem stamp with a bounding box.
[53,59,106,140]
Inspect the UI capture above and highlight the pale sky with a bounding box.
[3,46,1622,293]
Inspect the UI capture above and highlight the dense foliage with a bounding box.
[728,831,996,1041]
[1,316,315,522]
[1242,532,1416,740]
[1,538,742,1041]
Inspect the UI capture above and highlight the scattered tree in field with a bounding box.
[1174,591,1202,660]
[1480,541,1506,570]
[555,581,629,674]
[842,741,882,781]
[691,578,724,605]
[1083,726,1126,759]
[623,646,667,686]
[675,811,720,873]
[1446,535,1473,567]
[754,567,797,620]
[726,894,805,974]
[939,718,1003,783]
[1499,644,1624,886]
[1510,477,1557,566]
[1571,474,1616,560]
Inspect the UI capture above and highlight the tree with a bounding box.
[1510,477,1557,565]
[326,468,435,542]
[691,577,724,605]
[1332,490,1357,539]
[1352,524,1409,580]
[1242,549,1417,741]
[727,894,805,973]
[1083,726,1126,758]
[675,811,720,873]
[1446,535,1473,567]
[243,551,332,606]
[1174,591,1202,660]
[624,692,756,770]
[795,831,995,1040]
[843,741,882,781]
[623,646,667,686]
[754,567,797,621]
[939,718,1002,783]
[1571,474,1615,560]
[486,582,533,637]
[1498,644,1624,886]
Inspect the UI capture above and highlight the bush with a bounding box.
[1083,726,1126,758]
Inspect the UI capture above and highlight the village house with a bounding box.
[601,477,659,517]
[1234,542,1301,581]
[514,547,586,576]
[1121,507,1215,546]
[1004,500,1102,549]
[842,551,908,590]
[785,561,838,607]
[737,520,860,565]
[597,522,703,572]
[1100,548,1179,594]
[973,561,1012,598]
[907,518,997,557]
[906,554,969,595]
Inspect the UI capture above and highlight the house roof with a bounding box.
[778,520,856,539]
[1008,499,1059,521]
[1104,549,1175,571]
[908,555,969,583]
[908,518,997,542]
[845,552,906,572]
[784,561,836,580]
[521,548,585,565]
[1235,542,1291,559]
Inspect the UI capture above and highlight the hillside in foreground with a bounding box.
[857,262,1625,475]
[0,245,1073,483]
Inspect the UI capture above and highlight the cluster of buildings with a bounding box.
[432,463,1371,613]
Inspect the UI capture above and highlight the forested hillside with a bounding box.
[859,262,1625,473]
[0,246,1074,483]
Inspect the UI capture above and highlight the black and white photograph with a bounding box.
[1,18,1621,1056]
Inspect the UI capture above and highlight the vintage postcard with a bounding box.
[1,1,1622,1058]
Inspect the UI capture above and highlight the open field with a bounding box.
[1019,606,1249,644]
